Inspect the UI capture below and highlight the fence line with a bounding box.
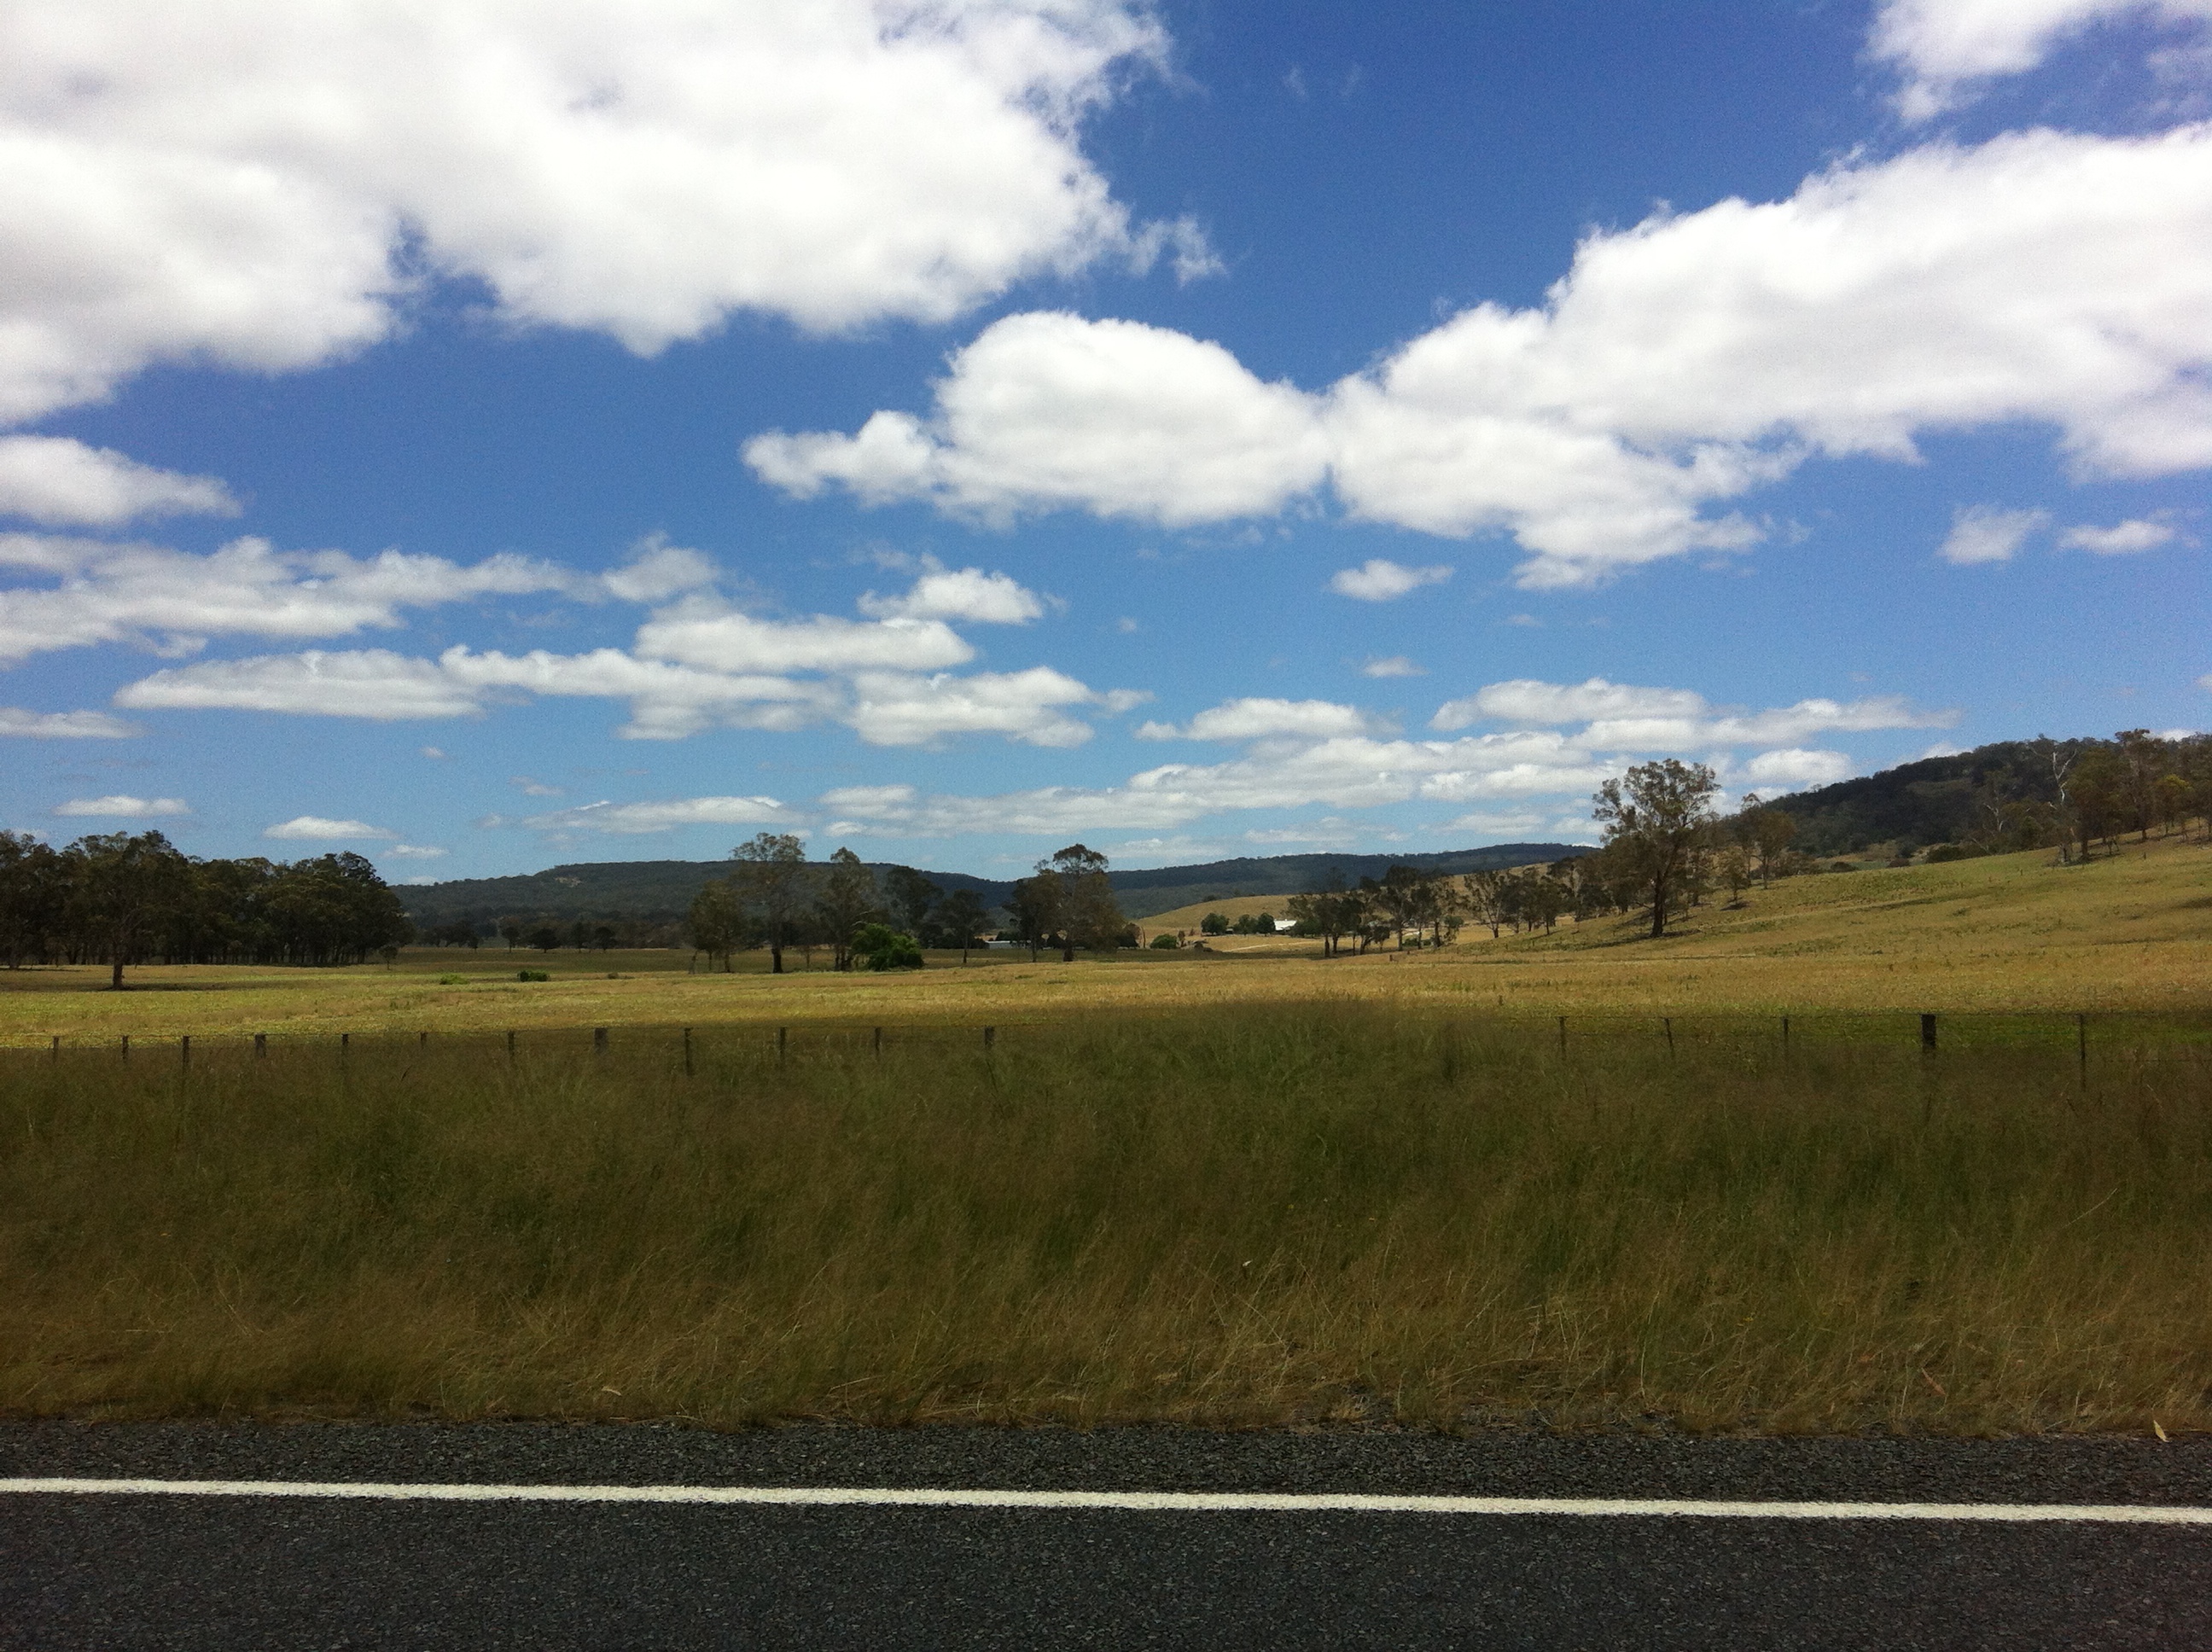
[14,1009,2212,1070]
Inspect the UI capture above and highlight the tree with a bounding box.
[883,865,940,938]
[66,830,191,988]
[933,887,990,965]
[1010,871,1062,961]
[1592,759,1720,938]
[729,830,808,974]
[500,921,522,951]
[686,881,742,971]
[1715,844,1755,906]
[1200,911,1231,936]
[530,926,561,951]
[815,846,881,970]
[851,921,923,971]
[1039,843,1123,959]
[1463,870,1510,938]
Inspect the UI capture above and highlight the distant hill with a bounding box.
[1759,738,2075,857]
[397,842,1586,929]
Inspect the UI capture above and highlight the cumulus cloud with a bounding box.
[1939,505,2052,565]
[0,706,137,737]
[1139,697,1383,742]
[1435,676,1950,748]
[0,535,578,665]
[1436,678,1708,729]
[118,650,487,720]
[601,538,718,603]
[1328,559,1453,602]
[857,562,1045,624]
[745,312,1331,526]
[1738,747,1854,786]
[264,816,393,841]
[0,0,1184,425]
[1870,0,2212,120]
[0,437,237,526]
[1362,656,1425,678]
[517,796,797,835]
[384,844,447,859]
[845,666,1124,747]
[2060,516,2180,553]
[756,125,2212,586]
[634,599,975,675]
[54,794,189,817]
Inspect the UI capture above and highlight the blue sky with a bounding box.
[3,0,2207,879]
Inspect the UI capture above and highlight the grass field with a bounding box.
[4,1005,2209,1434]
[3,834,2206,1047]
[3,835,2207,1435]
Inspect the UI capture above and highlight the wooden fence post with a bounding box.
[180,1035,189,1068]
[873,1026,882,1059]
[49,1034,59,1062]
[1780,1015,1790,1059]
[984,1026,997,1050]
[683,1027,693,1076]
[254,1032,266,1059]
[777,1027,787,1065]
[120,1034,129,1063]
[507,1030,516,1062]
[1662,1016,1674,1056]
[1920,1014,1938,1054]
[2076,1013,2087,1089]
[594,1027,608,1056]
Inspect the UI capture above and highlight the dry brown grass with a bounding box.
[3,1006,2207,1434]
[3,833,2206,1047]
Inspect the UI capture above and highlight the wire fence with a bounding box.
[16,1008,2212,1075]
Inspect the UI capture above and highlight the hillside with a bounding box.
[396,842,1584,928]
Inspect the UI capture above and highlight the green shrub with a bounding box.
[515,969,550,982]
[1149,934,1181,950]
[851,922,923,971]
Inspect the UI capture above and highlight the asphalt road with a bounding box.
[5,1422,2210,1649]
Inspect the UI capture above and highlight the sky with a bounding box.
[3,0,2207,881]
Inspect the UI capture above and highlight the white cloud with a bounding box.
[756,125,2212,586]
[518,796,796,835]
[2060,516,2180,553]
[1362,656,1424,678]
[55,794,188,817]
[0,706,137,737]
[857,562,1045,624]
[0,1,1183,424]
[844,666,1111,747]
[0,535,577,665]
[421,746,447,759]
[1328,559,1453,602]
[1438,677,1708,729]
[601,537,718,603]
[385,844,447,859]
[264,815,393,841]
[117,650,486,720]
[510,777,563,798]
[746,312,1331,526]
[1141,697,1383,742]
[1940,505,2051,565]
[1870,0,2212,120]
[1437,807,1553,837]
[635,599,974,674]
[1738,747,1854,787]
[0,437,236,526]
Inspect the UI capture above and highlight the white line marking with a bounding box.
[2,1480,2209,1523]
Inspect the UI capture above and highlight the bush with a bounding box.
[1199,912,1231,935]
[515,969,550,982]
[851,922,923,971]
[1829,861,1857,874]
[1925,844,1975,864]
[1149,933,1181,950]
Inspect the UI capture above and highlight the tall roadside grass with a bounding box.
[4,1007,2209,1434]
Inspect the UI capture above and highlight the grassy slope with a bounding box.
[2,835,2206,1046]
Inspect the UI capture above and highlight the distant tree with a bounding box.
[1592,759,1720,938]
[1200,911,1231,936]
[530,926,561,952]
[0,831,63,969]
[593,925,617,951]
[1149,932,1181,949]
[850,921,923,971]
[1715,844,1755,906]
[686,881,742,971]
[1039,843,1122,958]
[65,830,192,989]
[1010,871,1062,961]
[815,846,882,970]
[569,919,589,951]
[500,921,522,951]
[933,887,991,965]
[729,830,808,974]
[1463,870,1510,939]
[883,865,941,938]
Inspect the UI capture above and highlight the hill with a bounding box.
[396,843,1586,930]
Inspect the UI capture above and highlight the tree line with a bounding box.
[0,829,414,984]
[687,833,1003,973]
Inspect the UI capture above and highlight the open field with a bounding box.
[4,1005,2209,1434]
[3,835,2207,1047]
